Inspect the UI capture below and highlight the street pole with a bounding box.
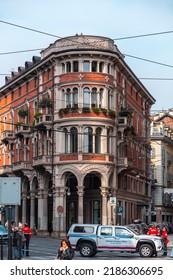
[7,205,13,260]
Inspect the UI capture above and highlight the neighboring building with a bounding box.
[0,35,155,236]
[150,110,173,223]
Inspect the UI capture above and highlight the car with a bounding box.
[0,225,8,242]
[126,223,148,234]
[67,224,162,258]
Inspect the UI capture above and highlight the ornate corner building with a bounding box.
[0,35,155,236]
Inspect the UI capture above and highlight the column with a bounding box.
[101,187,108,224]
[37,173,48,234]
[53,186,66,237]
[22,197,27,225]
[102,127,107,153]
[30,195,35,230]
[77,186,84,223]
[37,190,48,233]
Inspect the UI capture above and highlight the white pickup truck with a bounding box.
[67,224,162,258]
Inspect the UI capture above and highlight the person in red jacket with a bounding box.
[161,227,168,256]
[147,224,159,236]
[147,224,160,257]
[22,223,32,256]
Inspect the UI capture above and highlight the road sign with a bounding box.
[117,206,123,213]
[110,196,116,205]
[57,205,64,214]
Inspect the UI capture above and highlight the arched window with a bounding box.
[66,88,71,108]
[99,88,104,108]
[84,127,93,153]
[84,87,90,107]
[91,87,97,107]
[95,127,102,153]
[72,88,78,108]
[70,127,78,153]
[64,128,68,153]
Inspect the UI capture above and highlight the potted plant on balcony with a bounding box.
[34,112,43,119]
[82,107,91,113]
[39,97,52,108]
[100,108,108,115]
[18,108,29,118]
[108,109,116,118]
[92,107,100,114]
[15,121,23,128]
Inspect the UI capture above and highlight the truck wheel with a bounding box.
[139,244,153,257]
[79,243,94,257]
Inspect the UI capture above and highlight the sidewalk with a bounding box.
[168,234,173,247]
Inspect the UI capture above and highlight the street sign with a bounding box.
[57,205,64,214]
[117,206,123,213]
[110,196,116,205]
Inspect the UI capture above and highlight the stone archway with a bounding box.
[65,172,78,230]
[83,172,102,224]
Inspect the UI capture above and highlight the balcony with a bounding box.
[35,114,52,126]
[13,161,32,172]
[0,165,13,175]
[15,124,30,135]
[32,155,52,172]
[118,117,131,126]
[117,157,133,173]
[1,130,15,143]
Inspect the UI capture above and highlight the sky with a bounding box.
[0,0,173,112]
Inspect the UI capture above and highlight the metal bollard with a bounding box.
[0,236,3,260]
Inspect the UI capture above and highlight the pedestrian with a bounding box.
[161,226,169,256]
[13,227,22,260]
[21,223,32,256]
[147,224,159,236]
[55,239,74,260]
[156,225,162,236]
[147,224,160,257]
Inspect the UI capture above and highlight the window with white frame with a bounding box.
[99,88,103,108]
[95,127,101,153]
[62,63,65,74]
[92,61,97,72]
[70,127,78,153]
[73,61,78,72]
[66,61,71,73]
[84,127,93,153]
[72,87,78,108]
[84,87,90,107]
[91,87,97,107]
[66,88,71,108]
[99,62,104,73]
[64,128,68,153]
[83,61,90,72]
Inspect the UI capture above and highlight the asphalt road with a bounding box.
[1,235,173,260]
